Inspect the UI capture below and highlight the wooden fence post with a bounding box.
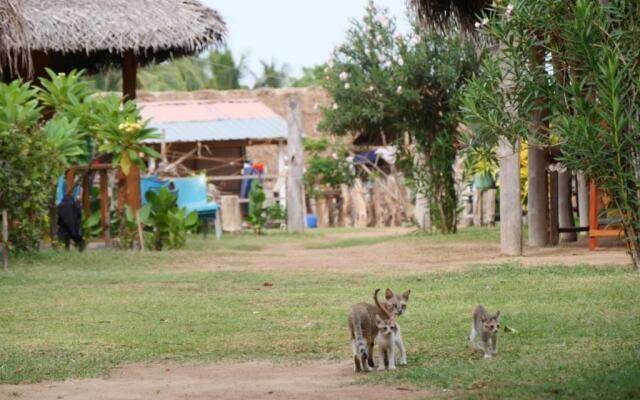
[286,96,305,234]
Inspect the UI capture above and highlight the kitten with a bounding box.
[375,314,398,370]
[375,288,408,366]
[469,305,501,359]
[347,288,410,372]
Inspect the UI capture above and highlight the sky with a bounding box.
[201,0,411,86]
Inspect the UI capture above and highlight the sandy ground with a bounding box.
[0,362,431,400]
[1,228,630,400]
[179,228,631,276]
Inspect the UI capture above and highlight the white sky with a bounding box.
[201,0,411,86]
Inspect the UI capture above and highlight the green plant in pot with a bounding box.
[465,146,498,190]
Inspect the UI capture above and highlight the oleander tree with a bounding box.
[319,1,477,233]
[461,0,640,268]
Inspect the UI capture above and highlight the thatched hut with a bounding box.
[408,0,490,32]
[0,0,227,212]
[0,0,226,98]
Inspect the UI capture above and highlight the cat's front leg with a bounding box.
[388,345,397,370]
[491,335,498,355]
[395,335,407,365]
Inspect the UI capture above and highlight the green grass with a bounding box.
[1,230,639,399]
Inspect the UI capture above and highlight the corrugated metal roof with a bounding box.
[139,99,281,123]
[145,118,287,143]
[139,99,287,143]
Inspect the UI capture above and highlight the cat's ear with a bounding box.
[385,288,394,300]
[495,311,501,321]
[402,290,411,301]
[481,316,487,323]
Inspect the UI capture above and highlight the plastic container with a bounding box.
[306,214,318,229]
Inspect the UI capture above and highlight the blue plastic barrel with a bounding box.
[306,214,318,229]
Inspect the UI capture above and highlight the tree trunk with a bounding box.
[286,96,305,234]
[528,144,548,246]
[577,172,589,232]
[559,168,577,242]
[499,137,522,256]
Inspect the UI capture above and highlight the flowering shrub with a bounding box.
[319,1,477,233]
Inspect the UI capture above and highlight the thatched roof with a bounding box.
[407,0,490,32]
[1,0,226,75]
[0,0,31,75]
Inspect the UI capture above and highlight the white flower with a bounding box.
[339,72,349,81]
[332,103,339,110]
[410,34,420,46]
[429,66,435,76]
[368,85,375,92]
[505,4,514,17]
[331,153,338,160]
[344,83,350,89]
[324,67,330,74]
[482,17,489,26]
[396,57,404,66]
[474,21,481,29]
[396,86,403,94]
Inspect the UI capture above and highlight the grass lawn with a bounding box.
[1,228,639,399]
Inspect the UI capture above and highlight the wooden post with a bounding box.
[286,96,305,234]
[414,192,431,231]
[528,144,548,246]
[99,170,111,245]
[589,179,598,250]
[2,210,8,272]
[122,49,137,100]
[65,169,75,196]
[558,168,577,242]
[549,170,559,245]
[221,195,242,232]
[81,173,91,217]
[498,137,522,256]
[577,172,589,232]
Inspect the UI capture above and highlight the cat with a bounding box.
[469,305,501,359]
[348,288,410,372]
[375,288,408,366]
[374,289,403,370]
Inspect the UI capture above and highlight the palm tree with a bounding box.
[253,59,290,89]
[208,49,247,90]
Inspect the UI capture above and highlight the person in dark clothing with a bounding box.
[57,194,85,251]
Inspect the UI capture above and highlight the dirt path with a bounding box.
[179,228,630,275]
[0,362,431,400]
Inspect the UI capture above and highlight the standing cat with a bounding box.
[373,289,409,369]
[348,288,411,372]
[469,305,501,358]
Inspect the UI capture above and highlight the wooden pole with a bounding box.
[498,137,522,256]
[126,165,142,211]
[2,210,8,272]
[286,96,305,234]
[99,170,111,245]
[122,49,137,101]
[549,170,559,245]
[81,173,91,217]
[558,168,577,242]
[527,144,548,246]
[589,179,598,250]
[577,172,589,232]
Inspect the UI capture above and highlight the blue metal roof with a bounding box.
[145,118,288,143]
